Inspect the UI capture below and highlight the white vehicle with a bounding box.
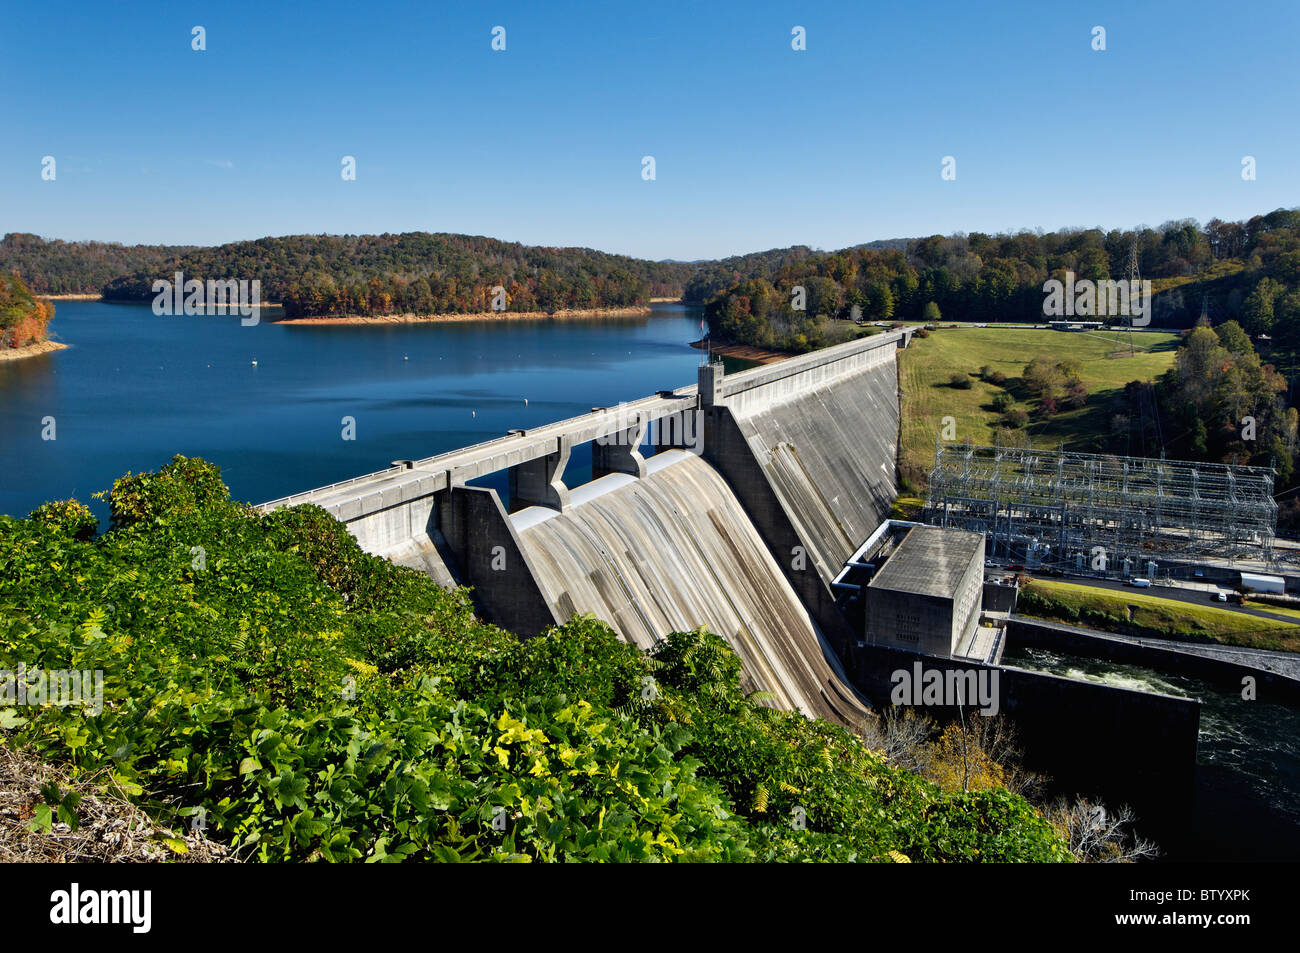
[1129,578,1152,588]
[1240,572,1285,595]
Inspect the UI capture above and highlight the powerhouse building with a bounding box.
[865,525,985,656]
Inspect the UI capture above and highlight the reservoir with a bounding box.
[0,300,711,519]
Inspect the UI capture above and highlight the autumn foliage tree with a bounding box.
[0,271,53,349]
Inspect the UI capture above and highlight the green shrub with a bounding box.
[1000,408,1030,428]
[27,499,98,541]
[94,454,235,532]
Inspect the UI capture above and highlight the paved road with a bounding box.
[1011,571,1300,627]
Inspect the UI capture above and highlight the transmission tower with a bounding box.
[1111,238,1139,357]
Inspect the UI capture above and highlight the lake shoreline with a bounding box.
[273,306,653,326]
[0,340,69,363]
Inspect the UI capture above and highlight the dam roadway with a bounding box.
[262,329,912,727]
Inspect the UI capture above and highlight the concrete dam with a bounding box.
[262,326,1211,814]
[262,330,911,726]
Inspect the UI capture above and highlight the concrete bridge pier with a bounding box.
[508,435,572,512]
[436,485,561,637]
[592,417,648,479]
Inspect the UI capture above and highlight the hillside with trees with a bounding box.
[0,233,695,318]
[0,271,54,351]
[704,208,1300,351]
[680,239,914,307]
[1113,322,1300,507]
[12,210,1298,328]
[0,234,195,295]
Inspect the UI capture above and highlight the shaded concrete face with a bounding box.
[591,417,648,480]
[725,343,900,586]
[437,485,560,637]
[507,436,572,512]
[868,591,955,657]
[513,451,870,726]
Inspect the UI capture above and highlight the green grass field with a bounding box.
[1019,578,1300,653]
[898,327,1181,488]
[1238,599,1300,622]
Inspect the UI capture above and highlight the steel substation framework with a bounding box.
[923,442,1278,574]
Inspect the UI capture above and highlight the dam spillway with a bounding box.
[260,330,913,725]
[513,450,870,724]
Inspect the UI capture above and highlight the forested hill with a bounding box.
[0,234,197,296]
[704,208,1300,352]
[0,232,697,318]
[1,231,908,318]
[11,210,1299,328]
[680,239,912,306]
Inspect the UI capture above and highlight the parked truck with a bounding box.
[1240,572,1286,595]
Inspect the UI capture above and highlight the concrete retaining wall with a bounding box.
[845,643,1200,804]
[436,486,560,637]
[1009,617,1300,704]
[723,337,902,585]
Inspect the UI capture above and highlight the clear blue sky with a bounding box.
[2,0,1297,260]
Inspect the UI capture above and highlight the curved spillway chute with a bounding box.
[512,450,872,727]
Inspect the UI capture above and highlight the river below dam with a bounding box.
[1005,645,1300,861]
[0,300,717,519]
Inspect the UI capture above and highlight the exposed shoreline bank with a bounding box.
[273,306,653,326]
[42,293,102,300]
[0,340,68,363]
[689,339,791,364]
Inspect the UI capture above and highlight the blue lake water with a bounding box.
[0,301,712,518]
